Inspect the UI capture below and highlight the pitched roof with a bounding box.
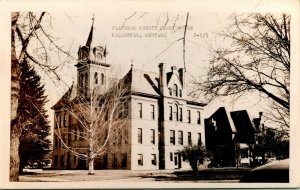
[51,83,77,109]
[129,68,160,97]
[230,110,256,143]
[206,107,257,143]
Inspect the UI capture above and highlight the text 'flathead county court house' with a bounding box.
[51,20,206,170]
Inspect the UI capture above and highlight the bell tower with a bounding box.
[75,16,111,98]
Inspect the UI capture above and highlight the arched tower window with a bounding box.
[173,84,178,97]
[94,72,98,84]
[80,73,84,94]
[84,72,88,96]
[101,73,105,85]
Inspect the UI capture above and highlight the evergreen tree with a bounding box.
[17,61,51,172]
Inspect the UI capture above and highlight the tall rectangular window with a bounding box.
[124,128,128,144]
[197,111,201,124]
[54,156,58,167]
[170,130,175,145]
[138,103,142,118]
[150,104,155,120]
[55,136,59,148]
[138,128,142,144]
[179,108,183,122]
[188,132,192,145]
[198,133,202,145]
[60,156,64,168]
[170,152,173,161]
[138,154,143,166]
[55,114,58,128]
[122,154,127,168]
[178,130,183,145]
[79,127,84,141]
[174,154,178,165]
[151,154,157,165]
[59,114,63,127]
[187,110,191,123]
[150,129,155,144]
[169,106,173,120]
[65,114,69,127]
[124,103,128,118]
[174,105,178,121]
[61,114,64,127]
[113,154,118,168]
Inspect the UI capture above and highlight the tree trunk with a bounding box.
[10,12,22,181]
[88,158,95,175]
[88,132,95,175]
[10,126,21,181]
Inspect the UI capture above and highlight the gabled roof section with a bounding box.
[208,107,237,133]
[230,110,256,143]
[51,83,77,110]
[123,67,160,98]
[166,71,183,88]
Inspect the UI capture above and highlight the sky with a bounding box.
[37,11,267,128]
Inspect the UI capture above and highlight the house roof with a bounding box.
[51,82,77,110]
[230,110,256,143]
[129,68,160,97]
[206,107,256,143]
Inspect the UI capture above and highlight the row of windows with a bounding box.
[54,134,71,148]
[137,154,157,166]
[137,128,155,144]
[169,84,182,97]
[53,155,64,168]
[170,130,202,146]
[169,106,201,124]
[93,72,105,85]
[53,154,128,169]
[112,154,128,168]
[137,103,155,120]
[79,72,105,96]
[112,128,129,145]
[137,103,201,124]
[55,113,69,128]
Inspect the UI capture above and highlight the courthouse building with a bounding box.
[52,21,206,170]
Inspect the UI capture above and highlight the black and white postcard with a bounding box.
[1,0,299,188]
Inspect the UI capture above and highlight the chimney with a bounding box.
[158,63,166,95]
[259,112,263,119]
[178,68,186,89]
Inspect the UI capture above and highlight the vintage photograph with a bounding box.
[3,0,300,188]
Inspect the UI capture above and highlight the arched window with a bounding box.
[174,104,178,121]
[84,73,88,96]
[80,73,83,94]
[94,72,98,84]
[169,88,172,96]
[173,84,178,96]
[101,73,105,85]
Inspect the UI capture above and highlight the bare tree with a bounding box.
[193,13,290,129]
[11,12,73,181]
[53,77,130,175]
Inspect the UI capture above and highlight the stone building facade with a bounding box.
[52,21,206,170]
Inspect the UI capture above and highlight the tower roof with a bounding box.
[86,17,94,48]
